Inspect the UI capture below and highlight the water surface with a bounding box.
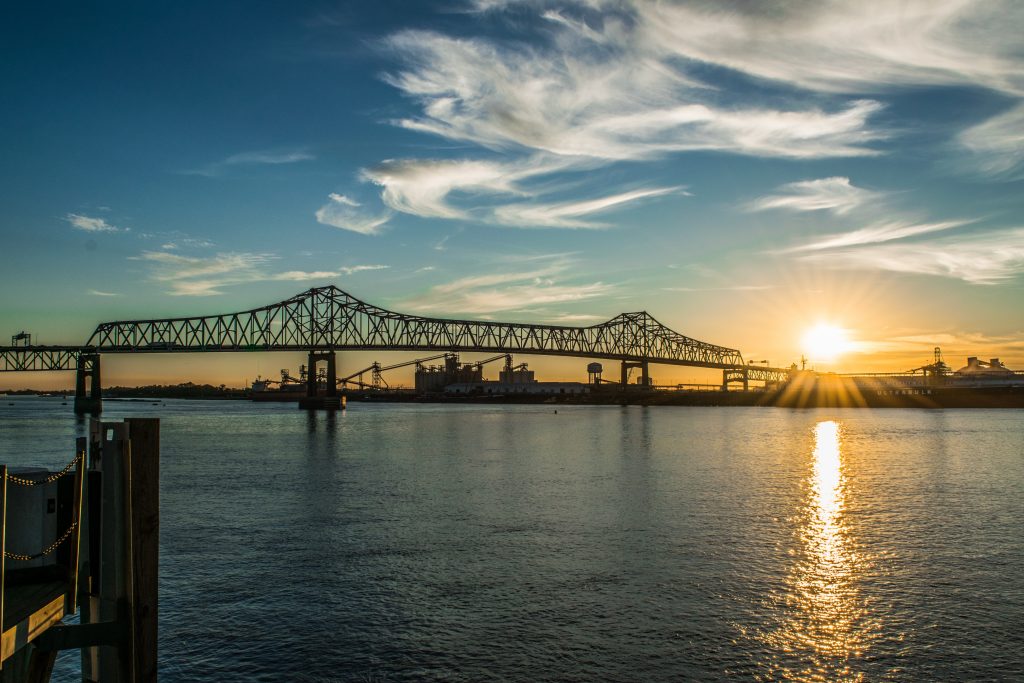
[2,398,1022,680]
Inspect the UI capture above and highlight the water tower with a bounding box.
[587,362,603,384]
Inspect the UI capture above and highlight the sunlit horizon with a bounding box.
[1,0,1022,388]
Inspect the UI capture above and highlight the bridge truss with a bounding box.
[83,286,746,368]
[1,286,793,382]
[0,347,84,372]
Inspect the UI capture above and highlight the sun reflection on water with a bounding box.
[763,420,873,682]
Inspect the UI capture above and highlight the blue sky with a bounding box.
[2,0,1023,385]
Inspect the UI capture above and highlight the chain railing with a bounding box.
[5,452,82,486]
[4,520,79,561]
[3,451,84,560]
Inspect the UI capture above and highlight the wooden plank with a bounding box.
[1,585,66,664]
[65,438,86,615]
[126,419,159,683]
[26,596,63,642]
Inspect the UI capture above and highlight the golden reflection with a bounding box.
[763,420,872,682]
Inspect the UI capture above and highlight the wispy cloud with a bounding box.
[384,30,887,161]
[87,289,119,297]
[133,251,272,282]
[796,226,1024,284]
[778,219,970,254]
[340,264,389,275]
[544,312,605,323]
[748,177,883,215]
[399,255,611,314]
[353,6,910,230]
[185,148,314,177]
[493,186,684,229]
[363,158,524,219]
[157,237,216,250]
[885,331,1024,350]
[270,270,342,281]
[131,251,273,295]
[358,1,1024,227]
[315,193,392,235]
[65,213,123,232]
[630,1,1024,97]
[958,102,1024,177]
[131,247,388,295]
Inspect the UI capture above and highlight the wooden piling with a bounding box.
[126,420,158,683]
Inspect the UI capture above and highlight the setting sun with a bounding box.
[802,324,853,363]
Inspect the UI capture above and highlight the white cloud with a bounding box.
[544,312,604,323]
[340,264,389,275]
[384,30,887,161]
[271,270,341,281]
[631,0,1024,97]
[133,251,273,283]
[315,193,392,235]
[87,289,119,297]
[222,150,314,166]
[360,156,579,220]
[778,219,970,253]
[748,177,883,215]
[958,102,1024,177]
[131,248,390,295]
[493,186,684,228]
[185,148,314,177]
[65,213,122,232]
[796,226,1024,284]
[400,256,610,314]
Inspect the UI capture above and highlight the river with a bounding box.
[2,398,1022,681]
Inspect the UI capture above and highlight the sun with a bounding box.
[802,323,852,363]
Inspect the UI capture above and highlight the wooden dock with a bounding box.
[1,419,159,683]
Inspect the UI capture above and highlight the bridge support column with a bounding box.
[620,360,651,390]
[74,353,102,414]
[722,368,749,392]
[299,350,343,410]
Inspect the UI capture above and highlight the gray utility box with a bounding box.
[5,467,60,570]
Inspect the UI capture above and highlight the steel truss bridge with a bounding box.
[0,285,791,394]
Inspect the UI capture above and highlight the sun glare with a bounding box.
[802,323,852,363]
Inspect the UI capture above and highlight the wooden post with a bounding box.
[99,422,130,682]
[126,419,158,683]
[78,419,159,683]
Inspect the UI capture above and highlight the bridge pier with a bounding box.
[620,360,651,389]
[74,353,102,414]
[299,350,344,410]
[722,368,749,392]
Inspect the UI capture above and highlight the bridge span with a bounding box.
[1,285,791,410]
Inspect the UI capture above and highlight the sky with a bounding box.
[2,0,1023,388]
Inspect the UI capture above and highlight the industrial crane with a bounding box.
[909,346,950,380]
[472,353,512,376]
[338,353,455,390]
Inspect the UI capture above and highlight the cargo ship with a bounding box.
[250,366,312,402]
